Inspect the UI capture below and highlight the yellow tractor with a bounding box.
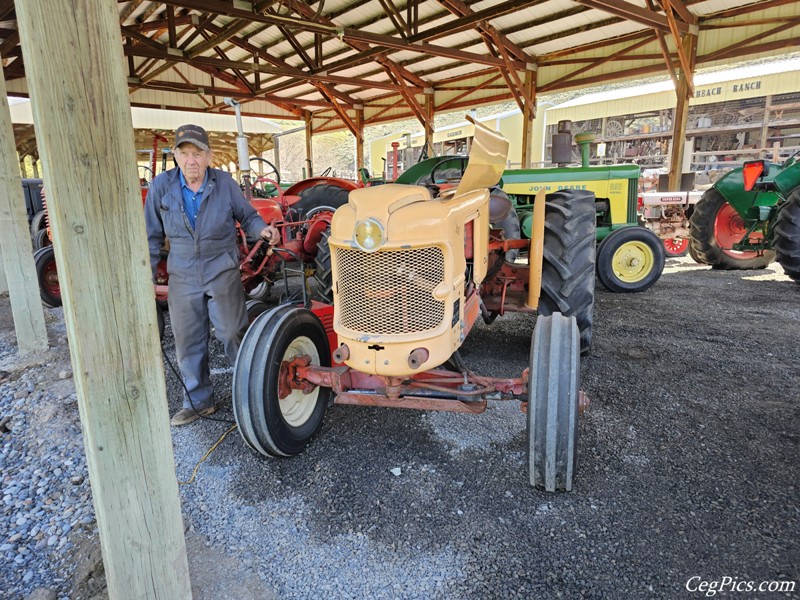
[233,118,596,491]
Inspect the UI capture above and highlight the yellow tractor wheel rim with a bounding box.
[611,241,654,283]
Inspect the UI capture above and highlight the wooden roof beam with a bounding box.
[124,44,417,93]
[703,0,798,21]
[437,73,503,111]
[158,0,525,70]
[377,0,410,39]
[575,0,687,33]
[385,62,429,131]
[660,0,695,94]
[540,35,656,92]
[702,19,800,63]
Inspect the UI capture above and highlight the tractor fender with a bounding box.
[251,197,283,224]
[303,212,334,255]
[283,177,359,197]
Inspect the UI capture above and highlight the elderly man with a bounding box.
[145,124,280,426]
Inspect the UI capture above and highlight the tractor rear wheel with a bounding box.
[313,224,333,303]
[773,189,800,283]
[528,313,580,492]
[689,188,774,269]
[34,246,61,307]
[596,226,665,293]
[537,189,596,355]
[232,305,331,457]
[293,183,350,219]
[688,241,705,264]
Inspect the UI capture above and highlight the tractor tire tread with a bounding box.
[773,189,800,283]
[537,190,596,355]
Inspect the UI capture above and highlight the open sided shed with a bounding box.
[1,0,799,182]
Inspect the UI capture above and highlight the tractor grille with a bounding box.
[335,246,446,335]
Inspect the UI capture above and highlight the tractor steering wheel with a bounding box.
[249,157,281,197]
[430,155,468,185]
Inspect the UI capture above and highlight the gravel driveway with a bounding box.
[1,255,798,599]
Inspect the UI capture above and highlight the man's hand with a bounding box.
[259,225,281,246]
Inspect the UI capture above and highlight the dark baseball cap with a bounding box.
[174,124,210,152]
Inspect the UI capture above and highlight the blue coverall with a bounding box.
[144,167,267,411]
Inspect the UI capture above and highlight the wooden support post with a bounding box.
[668,31,697,191]
[521,70,537,169]
[355,105,364,172]
[15,2,192,598]
[0,249,6,294]
[272,135,281,177]
[424,91,435,158]
[0,59,48,354]
[304,111,313,178]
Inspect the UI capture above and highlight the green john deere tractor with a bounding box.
[688,152,800,282]
[398,130,665,294]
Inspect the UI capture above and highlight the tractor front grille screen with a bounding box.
[335,246,446,335]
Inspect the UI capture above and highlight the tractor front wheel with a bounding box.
[232,305,331,457]
[528,313,580,492]
[773,189,800,283]
[689,188,774,269]
[596,227,665,293]
[33,228,51,251]
[34,246,61,307]
[537,189,596,355]
[663,237,689,257]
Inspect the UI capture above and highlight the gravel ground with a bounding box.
[1,255,798,599]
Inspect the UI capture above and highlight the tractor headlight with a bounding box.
[354,218,385,253]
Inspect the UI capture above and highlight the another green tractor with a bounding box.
[398,131,665,294]
[688,152,800,282]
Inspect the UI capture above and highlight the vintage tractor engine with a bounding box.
[639,191,701,239]
[327,182,491,377]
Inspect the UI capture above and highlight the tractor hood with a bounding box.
[454,116,509,198]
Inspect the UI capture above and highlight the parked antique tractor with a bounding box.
[32,171,355,313]
[233,117,596,491]
[688,152,800,281]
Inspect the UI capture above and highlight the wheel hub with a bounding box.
[612,241,654,283]
[713,202,762,258]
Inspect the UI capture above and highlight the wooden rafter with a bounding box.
[659,0,695,94]
[540,35,655,92]
[575,0,688,33]
[376,0,409,38]
[385,62,429,130]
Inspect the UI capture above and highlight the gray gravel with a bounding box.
[1,256,799,599]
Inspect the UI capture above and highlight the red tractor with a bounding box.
[33,174,358,332]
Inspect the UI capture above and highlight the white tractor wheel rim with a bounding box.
[280,336,320,427]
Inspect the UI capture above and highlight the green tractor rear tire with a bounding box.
[689,188,775,270]
[537,190,596,356]
[596,226,664,293]
[773,189,800,283]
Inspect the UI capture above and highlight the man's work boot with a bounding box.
[170,405,217,426]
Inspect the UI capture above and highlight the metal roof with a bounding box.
[1,0,799,137]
